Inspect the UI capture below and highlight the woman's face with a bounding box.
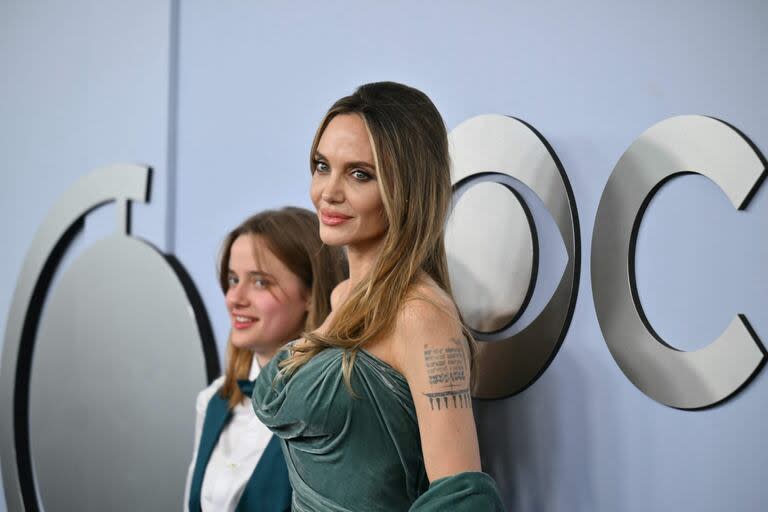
[310,113,387,251]
[225,234,309,352]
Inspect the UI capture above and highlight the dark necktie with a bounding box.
[237,379,255,397]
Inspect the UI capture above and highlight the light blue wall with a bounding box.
[2,1,766,510]
[0,1,175,509]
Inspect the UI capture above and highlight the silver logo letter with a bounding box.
[447,115,580,399]
[1,165,218,510]
[592,115,766,409]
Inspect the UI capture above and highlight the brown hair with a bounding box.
[282,81,472,386]
[218,207,346,408]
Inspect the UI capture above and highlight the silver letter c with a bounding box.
[592,115,766,409]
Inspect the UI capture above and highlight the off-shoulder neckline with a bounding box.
[359,348,408,385]
[284,340,409,386]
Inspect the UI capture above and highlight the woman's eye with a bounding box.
[227,276,238,288]
[253,278,270,288]
[314,160,329,174]
[351,169,372,181]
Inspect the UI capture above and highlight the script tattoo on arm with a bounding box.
[422,338,471,410]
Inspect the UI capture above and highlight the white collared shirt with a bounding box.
[183,355,274,512]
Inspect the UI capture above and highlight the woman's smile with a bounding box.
[319,208,353,226]
[231,313,258,330]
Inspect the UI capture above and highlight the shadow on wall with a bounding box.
[474,348,599,512]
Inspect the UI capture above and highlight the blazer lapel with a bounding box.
[236,435,292,512]
[188,392,232,512]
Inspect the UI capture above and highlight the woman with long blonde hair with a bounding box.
[252,82,503,510]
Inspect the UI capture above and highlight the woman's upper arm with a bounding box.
[399,301,481,482]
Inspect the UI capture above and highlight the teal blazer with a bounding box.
[188,389,292,512]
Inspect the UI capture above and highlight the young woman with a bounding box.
[184,207,346,512]
[252,83,504,510]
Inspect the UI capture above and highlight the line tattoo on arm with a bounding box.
[422,338,471,410]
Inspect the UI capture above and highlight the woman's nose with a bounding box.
[321,172,344,203]
[226,283,249,307]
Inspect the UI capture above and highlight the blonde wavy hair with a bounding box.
[218,207,346,409]
[281,82,472,386]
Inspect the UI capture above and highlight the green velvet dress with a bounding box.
[251,347,504,511]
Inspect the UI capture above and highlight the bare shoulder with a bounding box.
[396,280,462,342]
[394,280,468,379]
[329,279,350,311]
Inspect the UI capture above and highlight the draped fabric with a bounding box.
[252,347,504,511]
[410,472,504,511]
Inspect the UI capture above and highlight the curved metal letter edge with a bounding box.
[0,165,150,511]
[448,114,581,399]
